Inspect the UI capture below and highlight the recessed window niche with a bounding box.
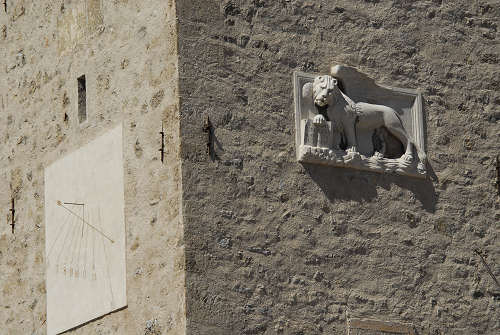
[77,75,87,124]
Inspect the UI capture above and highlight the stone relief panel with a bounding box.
[294,65,427,178]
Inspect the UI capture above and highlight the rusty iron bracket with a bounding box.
[203,116,214,157]
[8,198,15,234]
[159,122,165,163]
[496,155,500,196]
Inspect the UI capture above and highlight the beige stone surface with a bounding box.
[0,1,185,334]
[45,124,126,335]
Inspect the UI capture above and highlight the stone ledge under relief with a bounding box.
[299,145,426,178]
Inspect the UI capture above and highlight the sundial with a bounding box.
[44,125,126,335]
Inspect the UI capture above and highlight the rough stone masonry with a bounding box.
[0,0,499,334]
[1,1,185,334]
[177,0,499,334]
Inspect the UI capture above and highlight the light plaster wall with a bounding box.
[0,1,185,334]
[176,0,499,334]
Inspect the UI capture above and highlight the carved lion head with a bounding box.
[312,75,338,107]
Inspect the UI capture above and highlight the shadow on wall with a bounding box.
[203,116,224,162]
[303,163,437,213]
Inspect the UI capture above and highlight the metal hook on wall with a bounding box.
[203,116,214,158]
[8,198,15,234]
[159,122,165,163]
[496,155,500,196]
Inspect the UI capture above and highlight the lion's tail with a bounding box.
[408,137,427,166]
[393,110,427,165]
[415,143,427,163]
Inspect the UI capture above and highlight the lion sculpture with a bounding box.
[310,75,426,167]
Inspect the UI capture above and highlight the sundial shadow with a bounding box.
[58,305,127,335]
[209,125,224,162]
[303,163,437,213]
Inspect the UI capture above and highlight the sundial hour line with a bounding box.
[56,200,114,243]
[63,202,85,237]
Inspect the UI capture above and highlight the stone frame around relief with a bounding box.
[293,66,427,178]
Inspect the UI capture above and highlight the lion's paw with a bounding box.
[313,114,326,126]
[346,146,359,155]
[343,148,361,163]
[400,153,414,162]
[417,162,426,174]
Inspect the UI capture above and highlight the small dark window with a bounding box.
[77,75,87,123]
[3,1,6,13]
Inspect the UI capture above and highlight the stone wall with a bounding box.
[0,1,185,334]
[177,0,499,334]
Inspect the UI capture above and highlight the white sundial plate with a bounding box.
[44,124,126,335]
